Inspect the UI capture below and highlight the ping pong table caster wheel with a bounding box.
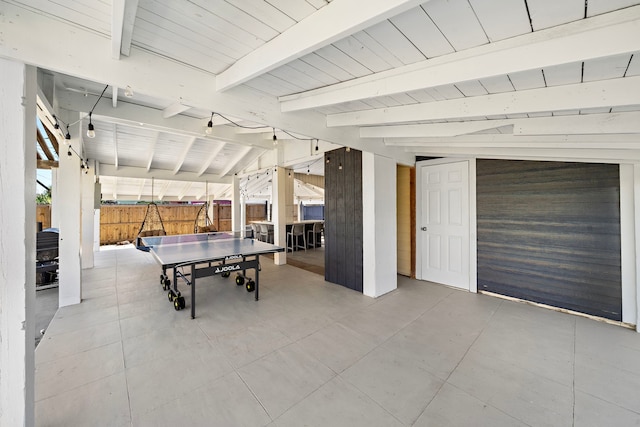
[235,275,245,286]
[221,271,231,278]
[173,296,185,311]
[245,280,255,293]
[162,278,171,291]
[160,274,166,284]
[168,289,181,302]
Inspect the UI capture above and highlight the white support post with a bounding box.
[0,58,36,427]
[362,152,397,297]
[231,175,240,233]
[58,110,82,307]
[634,164,640,332]
[240,195,247,238]
[81,159,96,269]
[273,167,287,265]
[50,168,59,228]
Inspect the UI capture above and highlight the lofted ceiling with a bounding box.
[2,0,640,201]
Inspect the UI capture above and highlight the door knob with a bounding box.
[421,226,427,231]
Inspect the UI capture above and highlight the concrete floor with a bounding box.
[34,245,640,426]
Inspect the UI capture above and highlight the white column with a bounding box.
[50,168,59,228]
[362,152,397,298]
[231,175,240,234]
[58,110,82,307]
[634,164,640,332]
[620,164,637,328]
[240,195,247,237]
[0,58,36,427]
[81,160,95,268]
[273,166,287,265]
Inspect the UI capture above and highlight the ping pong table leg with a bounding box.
[191,264,196,319]
[255,255,259,301]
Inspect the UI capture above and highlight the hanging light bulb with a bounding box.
[86,112,96,138]
[272,128,278,146]
[205,112,214,135]
[315,139,319,152]
[307,166,310,175]
[339,162,343,170]
[124,85,134,97]
[65,125,71,141]
[53,115,59,130]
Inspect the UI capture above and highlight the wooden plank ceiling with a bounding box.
[4,0,638,200]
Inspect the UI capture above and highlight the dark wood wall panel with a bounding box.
[477,160,621,321]
[325,148,363,292]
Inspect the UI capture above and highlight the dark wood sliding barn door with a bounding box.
[476,160,622,321]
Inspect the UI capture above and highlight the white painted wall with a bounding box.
[57,110,82,307]
[633,164,640,332]
[362,152,397,298]
[50,168,59,229]
[81,162,95,269]
[0,58,36,427]
[620,164,637,327]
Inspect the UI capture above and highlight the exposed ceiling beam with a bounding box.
[363,111,640,138]
[163,101,191,119]
[37,159,59,169]
[37,129,55,160]
[41,122,59,156]
[328,77,640,127]
[137,178,145,201]
[119,0,139,57]
[198,142,227,176]
[173,136,197,174]
[112,86,118,108]
[158,181,171,200]
[408,146,640,163]
[56,91,273,150]
[178,182,192,200]
[216,0,425,92]
[113,123,119,169]
[220,146,253,177]
[384,134,640,146]
[98,164,232,184]
[111,0,125,60]
[146,132,158,172]
[0,3,413,164]
[280,6,640,112]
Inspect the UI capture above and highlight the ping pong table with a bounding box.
[140,232,284,319]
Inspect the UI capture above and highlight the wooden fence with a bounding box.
[35,203,268,245]
[100,203,267,245]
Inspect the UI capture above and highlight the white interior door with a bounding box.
[419,161,470,290]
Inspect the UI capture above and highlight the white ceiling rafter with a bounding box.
[146,132,158,172]
[279,6,640,112]
[119,0,139,57]
[111,0,126,60]
[384,134,640,146]
[178,182,192,200]
[216,0,426,91]
[173,136,197,174]
[163,101,192,119]
[157,180,171,200]
[137,178,145,200]
[113,123,119,169]
[198,142,227,176]
[328,76,640,127]
[219,146,254,177]
[362,111,640,137]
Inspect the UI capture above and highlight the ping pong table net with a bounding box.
[136,202,166,250]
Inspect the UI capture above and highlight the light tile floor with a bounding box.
[35,246,640,426]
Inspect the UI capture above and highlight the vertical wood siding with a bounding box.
[477,160,622,321]
[324,148,363,292]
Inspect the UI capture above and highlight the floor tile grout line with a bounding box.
[114,249,134,425]
[411,299,506,425]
